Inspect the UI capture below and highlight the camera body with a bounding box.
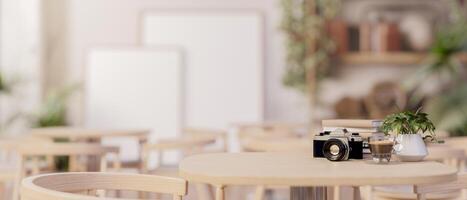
[313,129,363,161]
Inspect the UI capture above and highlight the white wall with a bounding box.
[45,0,417,126]
[58,0,309,125]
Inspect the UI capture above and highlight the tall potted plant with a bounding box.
[280,0,340,127]
[381,109,436,161]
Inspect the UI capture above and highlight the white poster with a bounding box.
[142,11,264,129]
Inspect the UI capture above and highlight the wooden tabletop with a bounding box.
[179,152,457,187]
[30,127,150,140]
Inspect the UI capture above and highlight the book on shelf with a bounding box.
[327,19,348,55]
[348,26,360,52]
[378,22,401,52]
[359,23,371,52]
[322,119,383,128]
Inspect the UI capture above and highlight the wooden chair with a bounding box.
[414,173,467,200]
[141,133,221,173]
[241,135,311,152]
[240,136,312,200]
[445,137,467,155]
[0,136,54,200]
[373,145,465,200]
[141,128,226,200]
[235,122,307,140]
[183,127,229,152]
[30,127,150,171]
[20,172,187,200]
[13,142,120,200]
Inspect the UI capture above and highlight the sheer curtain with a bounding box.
[0,0,42,134]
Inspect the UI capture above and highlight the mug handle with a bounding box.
[392,136,403,154]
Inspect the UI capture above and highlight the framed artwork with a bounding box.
[141,10,264,129]
[84,46,183,161]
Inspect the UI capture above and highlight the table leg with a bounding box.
[290,187,327,200]
[86,138,101,171]
[215,185,225,200]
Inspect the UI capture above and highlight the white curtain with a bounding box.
[0,0,42,134]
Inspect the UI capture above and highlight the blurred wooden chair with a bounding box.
[445,136,467,157]
[241,136,311,153]
[414,173,467,200]
[373,144,465,200]
[235,121,307,140]
[141,128,226,200]
[13,142,120,200]
[0,136,54,200]
[30,127,150,171]
[183,127,229,152]
[241,136,312,200]
[20,172,187,200]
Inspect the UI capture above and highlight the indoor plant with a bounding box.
[381,109,436,161]
[404,0,467,136]
[280,0,340,126]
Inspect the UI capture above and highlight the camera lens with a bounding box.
[323,138,348,161]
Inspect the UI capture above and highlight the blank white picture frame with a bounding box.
[142,10,264,129]
[84,47,183,161]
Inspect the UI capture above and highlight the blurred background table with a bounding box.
[30,127,150,142]
[30,127,150,171]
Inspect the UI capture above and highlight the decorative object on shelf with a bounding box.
[364,81,407,119]
[381,109,436,161]
[399,14,433,51]
[280,0,340,126]
[334,97,366,119]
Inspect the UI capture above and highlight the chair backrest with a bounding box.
[414,173,467,200]
[183,127,228,152]
[235,122,306,140]
[12,141,120,200]
[241,136,311,152]
[17,143,119,157]
[21,172,187,200]
[426,144,466,170]
[141,132,217,171]
[0,136,52,164]
[445,137,467,154]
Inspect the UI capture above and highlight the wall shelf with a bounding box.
[340,52,467,65]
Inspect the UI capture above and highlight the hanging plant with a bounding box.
[280,0,340,93]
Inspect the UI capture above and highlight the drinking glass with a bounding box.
[369,134,395,164]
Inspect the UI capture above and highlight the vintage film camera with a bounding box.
[313,129,363,161]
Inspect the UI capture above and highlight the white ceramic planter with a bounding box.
[394,134,428,162]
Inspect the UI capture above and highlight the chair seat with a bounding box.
[374,185,461,199]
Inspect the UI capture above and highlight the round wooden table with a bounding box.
[179,152,457,200]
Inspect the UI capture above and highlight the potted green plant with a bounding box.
[381,109,436,161]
